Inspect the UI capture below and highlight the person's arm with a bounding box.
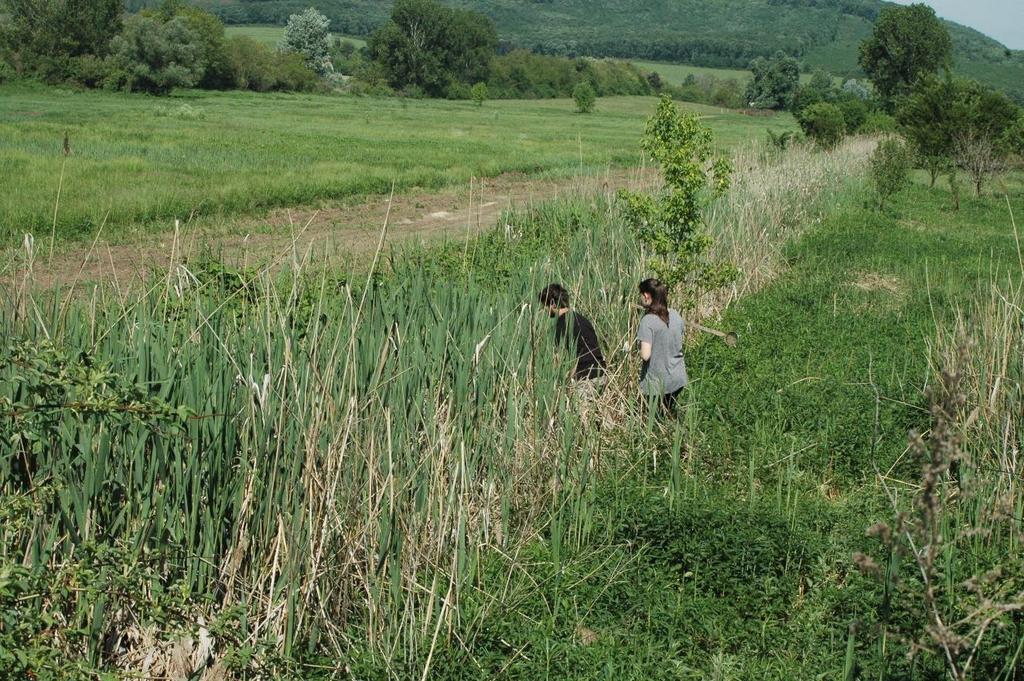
[554,315,567,345]
[637,316,653,361]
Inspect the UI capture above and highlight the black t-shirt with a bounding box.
[555,311,606,380]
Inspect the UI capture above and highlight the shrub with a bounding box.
[572,81,596,113]
[444,80,471,99]
[617,95,736,299]
[869,137,912,210]
[1005,114,1024,158]
[106,15,204,95]
[746,51,799,110]
[471,81,487,107]
[709,77,744,108]
[836,95,869,134]
[370,0,496,97]
[766,128,798,151]
[797,102,846,149]
[487,50,650,100]
[67,54,109,88]
[225,35,318,92]
[672,73,745,109]
[860,111,898,134]
[280,6,333,77]
[1,0,121,82]
[954,132,1005,198]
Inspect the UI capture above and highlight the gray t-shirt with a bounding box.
[637,309,688,395]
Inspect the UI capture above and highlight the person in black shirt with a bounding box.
[538,283,607,393]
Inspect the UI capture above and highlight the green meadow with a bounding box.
[0,85,795,245]
[5,124,1023,675]
[631,61,753,85]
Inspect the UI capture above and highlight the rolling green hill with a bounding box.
[192,0,1024,99]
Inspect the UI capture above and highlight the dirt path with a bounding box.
[4,168,656,290]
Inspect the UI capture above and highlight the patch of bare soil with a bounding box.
[3,168,656,291]
[850,271,906,313]
[851,271,905,297]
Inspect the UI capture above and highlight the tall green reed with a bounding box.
[0,135,872,675]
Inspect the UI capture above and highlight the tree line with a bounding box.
[763,3,1024,205]
[0,0,320,93]
[0,0,655,103]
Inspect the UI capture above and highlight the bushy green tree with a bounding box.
[675,73,745,109]
[106,15,203,95]
[897,73,959,186]
[485,50,650,100]
[952,85,1020,195]
[225,35,318,92]
[790,69,836,116]
[573,81,596,113]
[0,0,122,79]
[280,7,333,77]
[370,0,496,97]
[956,82,1021,144]
[745,52,799,110]
[806,69,833,95]
[836,94,869,134]
[146,1,233,89]
[859,3,952,105]
[861,111,898,134]
[173,7,233,89]
[797,102,846,149]
[869,137,913,210]
[617,95,735,300]
[899,74,1020,194]
[471,81,487,107]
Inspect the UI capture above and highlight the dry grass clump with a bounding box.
[696,137,875,320]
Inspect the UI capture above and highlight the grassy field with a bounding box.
[631,61,752,85]
[224,24,367,49]
[5,126,1023,676]
[0,85,796,245]
[634,60,843,89]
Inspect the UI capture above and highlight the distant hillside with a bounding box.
[190,0,1024,99]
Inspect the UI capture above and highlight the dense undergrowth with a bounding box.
[341,176,1024,679]
[3,143,1023,678]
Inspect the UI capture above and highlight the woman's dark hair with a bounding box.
[538,283,570,308]
[638,278,670,325]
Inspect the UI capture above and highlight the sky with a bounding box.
[891,0,1024,49]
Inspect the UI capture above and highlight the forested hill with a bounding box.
[181,0,1023,90]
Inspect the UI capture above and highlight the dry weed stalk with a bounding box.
[860,348,1024,678]
[696,137,875,319]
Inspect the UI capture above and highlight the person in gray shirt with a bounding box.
[635,278,688,414]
